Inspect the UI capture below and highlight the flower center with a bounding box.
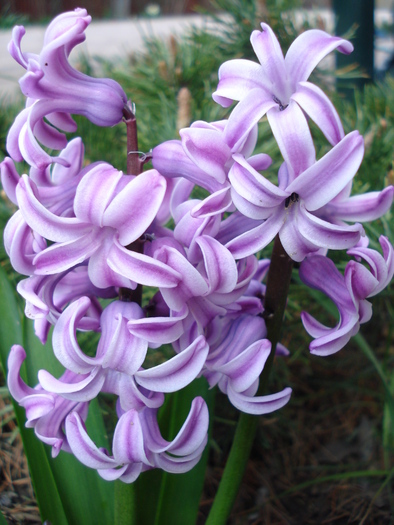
[273,95,289,111]
[285,192,299,208]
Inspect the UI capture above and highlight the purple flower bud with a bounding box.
[7,9,127,168]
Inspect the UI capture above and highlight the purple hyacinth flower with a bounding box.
[7,345,88,457]
[299,236,394,355]
[153,116,272,218]
[203,314,291,414]
[17,265,117,344]
[16,164,181,289]
[213,23,352,168]
[227,131,366,261]
[38,297,209,402]
[7,8,127,168]
[65,396,209,482]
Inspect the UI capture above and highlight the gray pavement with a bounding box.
[0,9,393,102]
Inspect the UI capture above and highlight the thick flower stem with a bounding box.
[115,479,136,525]
[206,236,293,525]
[119,103,144,305]
[123,103,143,176]
[115,105,144,523]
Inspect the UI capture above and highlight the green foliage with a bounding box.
[0,4,29,29]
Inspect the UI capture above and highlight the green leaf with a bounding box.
[0,508,9,525]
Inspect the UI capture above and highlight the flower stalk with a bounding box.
[119,103,144,305]
[115,480,136,525]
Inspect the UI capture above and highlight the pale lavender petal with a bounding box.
[4,211,39,275]
[247,153,273,172]
[6,107,30,163]
[8,25,30,68]
[103,170,166,245]
[143,397,208,456]
[216,339,271,392]
[107,238,181,288]
[345,260,379,302]
[227,385,292,415]
[21,393,56,424]
[16,175,90,242]
[285,29,353,89]
[7,345,37,400]
[52,296,99,373]
[299,255,360,355]
[135,335,209,392]
[223,89,277,151]
[152,140,223,193]
[299,255,354,308]
[231,189,275,220]
[229,153,288,209]
[213,59,269,106]
[301,311,358,356]
[18,100,69,168]
[279,205,321,261]
[347,236,394,297]
[325,186,394,222]
[88,235,132,289]
[66,412,117,469]
[1,157,20,204]
[164,397,208,456]
[33,229,104,275]
[190,187,232,218]
[154,444,206,473]
[226,209,284,259]
[180,127,230,184]
[297,205,363,252]
[267,101,315,180]
[127,307,189,344]
[115,374,164,412]
[287,131,364,211]
[251,23,289,102]
[99,302,147,375]
[112,410,151,465]
[156,246,209,310]
[195,236,238,293]
[291,81,344,145]
[98,464,136,482]
[174,204,221,255]
[73,163,122,226]
[38,367,105,402]
[45,112,77,135]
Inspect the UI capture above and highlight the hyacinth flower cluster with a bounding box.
[2,8,393,487]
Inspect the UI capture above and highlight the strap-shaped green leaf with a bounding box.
[0,508,9,525]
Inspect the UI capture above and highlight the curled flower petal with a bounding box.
[66,412,118,469]
[135,335,209,392]
[227,386,292,415]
